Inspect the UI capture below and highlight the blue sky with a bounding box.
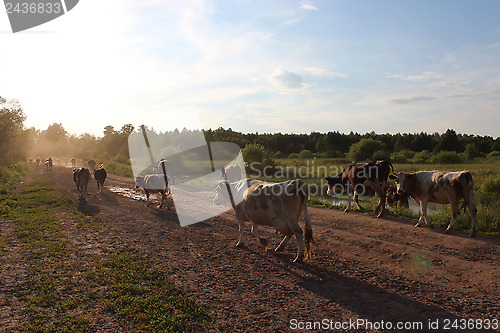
[1,0,499,137]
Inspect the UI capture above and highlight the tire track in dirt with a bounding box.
[47,167,499,332]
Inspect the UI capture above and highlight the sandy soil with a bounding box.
[5,166,499,332]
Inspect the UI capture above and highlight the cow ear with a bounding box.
[325,177,332,181]
[389,174,396,180]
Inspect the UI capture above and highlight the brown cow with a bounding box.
[73,167,91,203]
[389,171,477,236]
[386,186,409,209]
[213,178,314,262]
[325,160,393,217]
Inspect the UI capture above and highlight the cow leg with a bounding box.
[353,189,364,211]
[251,223,268,248]
[375,185,387,218]
[145,191,151,207]
[158,191,166,209]
[235,217,245,247]
[416,200,427,227]
[275,235,291,252]
[417,200,432,227]
[292,225,304,262]
[344,184,353,212]
[445,200,460,234]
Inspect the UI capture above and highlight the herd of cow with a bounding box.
[70,159,478,262]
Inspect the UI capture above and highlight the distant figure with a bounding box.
[94,165,107,193]
[88,159,96,171]
[45,157,53,168]
[71,158,76,168]
[36,158,41,166]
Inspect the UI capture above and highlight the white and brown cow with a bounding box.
[135,174,173,210]
[73,167,91,203]
[389,171,477,236]
[213,178,314,262]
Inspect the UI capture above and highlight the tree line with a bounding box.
[1,96,499,169]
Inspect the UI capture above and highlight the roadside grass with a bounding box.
[1,173,212,332]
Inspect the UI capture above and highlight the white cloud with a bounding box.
[268,67,309,93]
[302,67,348,78]
[300,0,319,10]
[385,71,443,81]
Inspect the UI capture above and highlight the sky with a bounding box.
[1,0,499,137]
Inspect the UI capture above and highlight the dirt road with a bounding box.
[30,167,500,331]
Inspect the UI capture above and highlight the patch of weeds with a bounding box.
[91,252,210,332]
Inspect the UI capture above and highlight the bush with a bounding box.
[431,151,462,164]
[412,150,432,163]
[298,150,314,159]
[390,150,415,163]
[487,151,500,160]
[242,143,265,165]
[481,179,500,194]
[348,138,385,161]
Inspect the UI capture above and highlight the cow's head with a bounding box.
[325,175,343,196]
[389,173,408,194]
[135,176,145,189]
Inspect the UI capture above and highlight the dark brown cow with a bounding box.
[389,171,477,236]
[386,186,409,209]
[93,164,107,193]
[73,167,91,203]
[325,160,393,217]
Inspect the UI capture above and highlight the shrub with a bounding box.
[487,151,500,160]
[348,138,385,161]
[481,179,500,194]
[431,151,462,164]
[390,150,415,163]
[412,150,432,163]
[298,150,314,159]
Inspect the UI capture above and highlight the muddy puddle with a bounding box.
[107,186,148,202]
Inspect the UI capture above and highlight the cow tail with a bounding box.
[303,204,315,262]
[460,171,474,212]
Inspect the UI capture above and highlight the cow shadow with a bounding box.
[266,254,465,331]
[77,202,100,216]
[383,216,500,246]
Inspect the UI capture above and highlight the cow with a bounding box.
[73,167,91,203]
[87,159,96,171]
[221,164,243,182]
[135,174,173,210]
[94,164,107,193]
[45,157,53,168]
[389,171,478,236]
[213,178,314,262]
[325,160,393,217]
[386,186,409,209]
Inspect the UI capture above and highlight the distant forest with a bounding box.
[1,96,500,170]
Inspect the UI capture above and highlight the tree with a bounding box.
[120,124,135,135]
[0,97,27,164]
[104,125,116,137]
[348,138,385,161]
